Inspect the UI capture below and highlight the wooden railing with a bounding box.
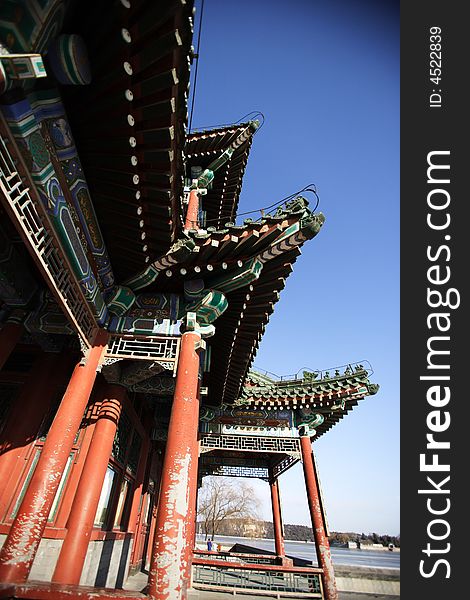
[192,556,323,598]
[194,549,278,565]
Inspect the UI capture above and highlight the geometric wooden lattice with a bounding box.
[105,335,180,371]
[200,434,301,455]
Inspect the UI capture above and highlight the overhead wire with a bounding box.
[188,0,205,134]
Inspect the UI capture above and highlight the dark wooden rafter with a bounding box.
[60,0,194,282]
[141,207,311,293]
[185,123,256,228]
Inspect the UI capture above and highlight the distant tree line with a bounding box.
[328,530,400,548]
[207,518,400,548]
[265,522,399,547]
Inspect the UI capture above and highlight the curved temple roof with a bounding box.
[0,1,379,427]
[238,364,380,439]
[185,122,256,228]
[109,197,325,406]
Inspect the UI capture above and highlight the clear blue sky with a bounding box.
[191,0,399,536]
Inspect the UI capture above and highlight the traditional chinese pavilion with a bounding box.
[0,2,378,600]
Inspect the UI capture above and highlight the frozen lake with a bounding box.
[197,534,400,570]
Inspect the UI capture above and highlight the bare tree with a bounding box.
[197,477,261,540]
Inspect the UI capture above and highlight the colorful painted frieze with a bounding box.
[0,94,107,325]
[28,89,115,295]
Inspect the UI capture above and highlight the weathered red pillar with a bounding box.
[52,384,125,584]
[184,190,199,231]
[0,352,72,519]
[0,321,23,371]
[147,328,202,600]
[300,435,338,600]
[186,383,200,560]
[0,331,108,583]
[270,477,286,558]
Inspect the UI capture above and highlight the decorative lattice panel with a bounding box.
[272,454,299,478]
[200,434,301,455]
[201,464,270,480]
[201,455,269,468]
[105,334,180,367]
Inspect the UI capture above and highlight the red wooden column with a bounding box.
[300,434,338,600]
[186,382,201,560]
[184,190,199,231]
[0,331,108,584]
[52,383,125,584]
[0,352,73,519]
[147,326,203,600]
[269,477,286,558]
[0,321,23,371]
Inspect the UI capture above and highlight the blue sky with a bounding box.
[191,0,399,536]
